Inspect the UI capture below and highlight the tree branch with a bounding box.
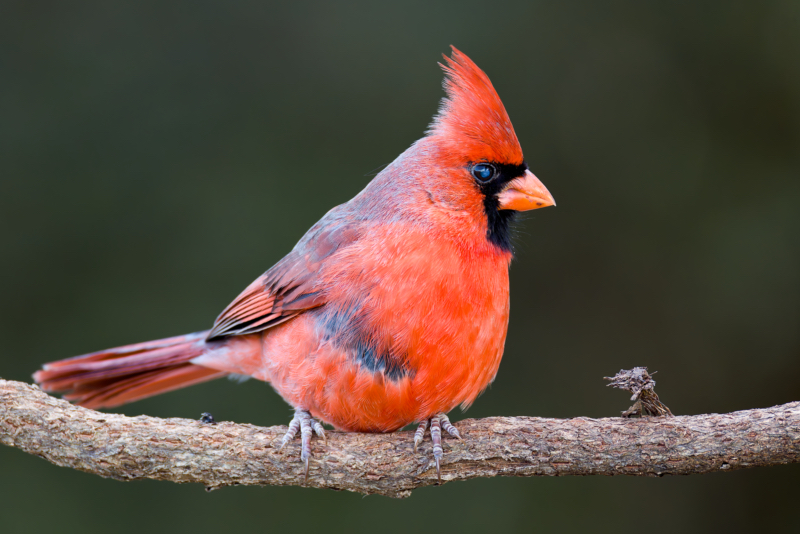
[2,378,799,498]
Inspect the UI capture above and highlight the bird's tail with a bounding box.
[33,331,228,409]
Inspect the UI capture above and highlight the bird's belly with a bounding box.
[259,288,509,432]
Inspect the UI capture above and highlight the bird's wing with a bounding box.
[207,216,361,340]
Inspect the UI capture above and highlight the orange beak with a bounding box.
[496,170,555,211]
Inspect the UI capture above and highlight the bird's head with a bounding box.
[423,47,555,250]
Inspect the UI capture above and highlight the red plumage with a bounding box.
[34,48,554,470]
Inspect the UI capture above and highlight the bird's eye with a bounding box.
[471,163,496,183]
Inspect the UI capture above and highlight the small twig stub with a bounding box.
[604,367,673,417]
[199,413,216,424]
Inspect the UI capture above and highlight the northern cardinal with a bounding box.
[34,47,555,481]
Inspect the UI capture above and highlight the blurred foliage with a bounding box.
[1,1,799,533]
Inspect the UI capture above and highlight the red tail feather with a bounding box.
[33,331,227,409]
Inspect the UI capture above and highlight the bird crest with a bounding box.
[428,46,524,165]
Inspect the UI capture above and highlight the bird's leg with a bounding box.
[412,419,428,453]
[413,413,462,483]
[279,408,326,483]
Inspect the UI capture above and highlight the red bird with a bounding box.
[34,47,555,480]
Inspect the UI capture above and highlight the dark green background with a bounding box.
[2,1,799,532]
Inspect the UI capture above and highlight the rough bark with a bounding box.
[2,379,799,498]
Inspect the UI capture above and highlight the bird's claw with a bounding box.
[279,408,326,483]
[412,413,461,483]
[439,415,462,440]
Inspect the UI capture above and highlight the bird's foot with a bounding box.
[412,413,462,483]
[279,408,327,483]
